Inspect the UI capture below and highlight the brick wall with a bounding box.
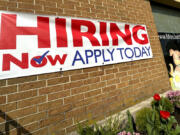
[0,0,171,135]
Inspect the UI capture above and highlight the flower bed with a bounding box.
[77,91,180,135]
[166,90,180,124]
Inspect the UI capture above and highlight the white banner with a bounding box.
[0,11,153,80]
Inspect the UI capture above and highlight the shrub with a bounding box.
[151,97,174,113]
[135,108,152,132]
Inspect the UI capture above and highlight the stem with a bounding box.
[165,120,169,135]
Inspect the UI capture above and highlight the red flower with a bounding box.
[153,93,161,101]
[160,110,170,120]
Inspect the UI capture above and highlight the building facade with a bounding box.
[0,0,174,134]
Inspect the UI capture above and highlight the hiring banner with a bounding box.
[0,11,153,80]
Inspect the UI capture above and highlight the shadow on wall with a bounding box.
[0,110,32,135]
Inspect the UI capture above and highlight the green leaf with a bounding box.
[167,122,173,131]
[169,116,177,123]
[152,129,157,135]
[152,111,155,122]
[146,123,153,135]
[175,125,180,134]
[146,113,153,125]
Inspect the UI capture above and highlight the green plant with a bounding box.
[77,113,125,135]
[146,109,161,135]
[151,97,174,113]
[125,110,135,133]
[160,115,180,135]
[77,123,96,135]
[147,93,180,135]
[135,108,152,132]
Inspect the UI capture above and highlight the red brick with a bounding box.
[18,3,43,10]
[38,72,60,80]
[120,76,132,82]
[116,72,128,78]
[83,77,100,85]
[40,114,64,127]
[47,77,69,86]
[0,80,6,87]
[0,96,6,104]
[117,82,129,89]
[105,68,118,74]
[89,82,106,90]
[0,85,17,95]
[39,84,64,95]
[18,112,46,125]
[8,7,34,13]
[23,122,39,133]
[38,99,63,111]
[64,80,84,89]
[102,85,116,93]
[44,6,59,12]
[48,90,70,101]
[71,73,88,81]
[83,94,107,106]
[86,101,103,112]
[66,125,77,134]
[35,10,57,15]
[17,0,34,3]
[71,85,89,95]
[0,114,5,123]
[64,94,84,105]
[35,1,58,7]
[65,107,86,118]
[59,3,76,9]
[32,127,48,135]
[63,69,82,76]
[0,102,17,112]
[8,90,37,102]
[89,70,104,77]
[48,104,72,116]
[0,1,17,7]
[85,89,101,98]
[19,81,46,91]
[107,78,120,86]
[101,74,115,81]
[49,120,69,135]
[83,67,99,73]
[8,76,37,85]
[7,106,37,119]
[18,96,46,108]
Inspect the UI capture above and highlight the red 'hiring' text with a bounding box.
[0,13,149,50]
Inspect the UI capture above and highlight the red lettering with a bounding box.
[47,54,67,65]
[100,22,109,46]
[56,18,68,47]
[133,25,149,45]
[31,56,47,67]
[110,24,132,45]
[0,13,50,50]
[3,53,28,71]
[71,19,100,47]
